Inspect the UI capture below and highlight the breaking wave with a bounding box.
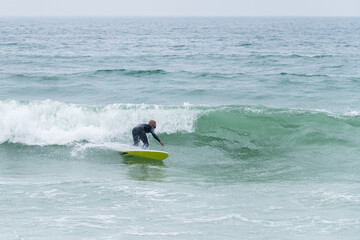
[1,100,360,159]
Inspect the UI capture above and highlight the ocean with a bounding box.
[0,17,360,239]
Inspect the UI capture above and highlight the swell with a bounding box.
[253,54,335,59]
[94,69,167,76]
[6,69,243,80]
[278,72,329,78]
[93,69,242,79]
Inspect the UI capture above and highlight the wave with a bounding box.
[1,100,360,158]
[9,74,61,81]
[189,106,359,160]
[6,69,243,82]
[94,69,167,76]
[0,100,200,145]
[278,72,329,78]
[5,69,168,83]
[236,43,253,47]
[0,42,18,46]
[254,54,334,59]
[190,71,243,79]
[94,69,239,80]
[288,54,333,59]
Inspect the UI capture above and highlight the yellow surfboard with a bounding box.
[119,150,169,161]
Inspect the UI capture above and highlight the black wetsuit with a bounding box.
[132,124,161,149]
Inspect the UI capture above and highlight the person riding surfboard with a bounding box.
[132,120,164,149]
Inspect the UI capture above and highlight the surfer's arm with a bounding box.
[151,129,164,146]
[151,129,161,142]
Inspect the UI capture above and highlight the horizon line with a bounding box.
[1,15,359,17]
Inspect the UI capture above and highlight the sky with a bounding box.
[0,0,359,16]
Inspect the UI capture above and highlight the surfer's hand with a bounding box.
[160,141,164,146]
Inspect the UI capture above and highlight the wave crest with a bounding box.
[0,100,200,145]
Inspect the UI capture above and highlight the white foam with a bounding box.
[0,99,201,146]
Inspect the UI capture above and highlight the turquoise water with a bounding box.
[1,17,360,239]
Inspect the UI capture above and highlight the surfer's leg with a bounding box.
[139,131,149,149]
[132,128,140,146]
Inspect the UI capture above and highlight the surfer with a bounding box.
[132,120,164,149]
